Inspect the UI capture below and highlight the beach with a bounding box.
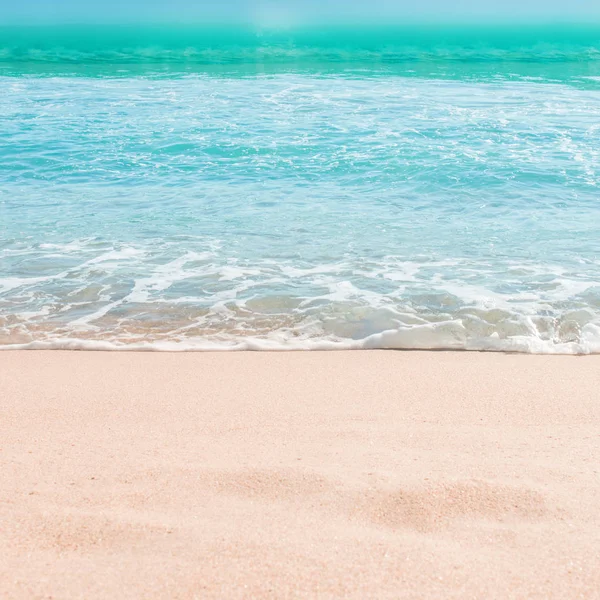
[1,349,599,598]
[3,16,600,600]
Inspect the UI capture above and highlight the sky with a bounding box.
[1,0,600,25]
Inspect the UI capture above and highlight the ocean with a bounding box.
[2,25,600,352]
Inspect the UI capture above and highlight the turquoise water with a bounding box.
[2,26,600,351]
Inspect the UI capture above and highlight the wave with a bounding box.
[4,322,600,354]
[3,286,600,354]
[1,25,600,80]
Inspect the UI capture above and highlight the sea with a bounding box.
[2,24,600,352]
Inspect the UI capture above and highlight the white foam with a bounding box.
[4,320,600,354]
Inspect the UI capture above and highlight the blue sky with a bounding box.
[2,0,600,25]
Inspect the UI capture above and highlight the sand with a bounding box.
[1,350,599,599]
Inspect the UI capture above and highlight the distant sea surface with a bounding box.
[2,25,600,351]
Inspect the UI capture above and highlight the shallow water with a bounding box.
[2,26,600,351]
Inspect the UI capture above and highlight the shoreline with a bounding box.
[2,350,599,598]
[2,334,598,353]
[2,346,600,354]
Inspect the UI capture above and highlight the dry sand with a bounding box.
[1,350,599,599]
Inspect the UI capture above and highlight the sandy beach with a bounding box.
[1,350,599,598]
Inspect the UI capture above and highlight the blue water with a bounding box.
[2,26,600,351]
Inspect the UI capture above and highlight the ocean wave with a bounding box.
[3,321,600,354]
[2,46,600,65]
[1,25,600,81]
